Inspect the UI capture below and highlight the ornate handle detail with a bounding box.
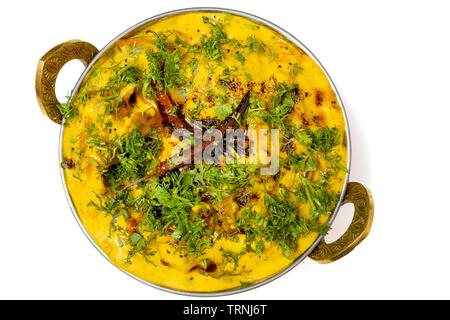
[309,182,374,264]
[35,40,99,124]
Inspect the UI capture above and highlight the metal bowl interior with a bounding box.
[59,7,351,297]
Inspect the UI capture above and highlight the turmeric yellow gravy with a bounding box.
[61,12,347,292]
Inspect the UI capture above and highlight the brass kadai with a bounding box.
[35,7,374,296]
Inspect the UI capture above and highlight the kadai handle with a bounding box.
[36,40,99,124]
[309,182,374,263]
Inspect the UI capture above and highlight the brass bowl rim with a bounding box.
[58,6,352,297]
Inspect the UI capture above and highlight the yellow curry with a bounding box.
[60,12,348,292]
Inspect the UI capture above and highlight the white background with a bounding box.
[1,0,449,299]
